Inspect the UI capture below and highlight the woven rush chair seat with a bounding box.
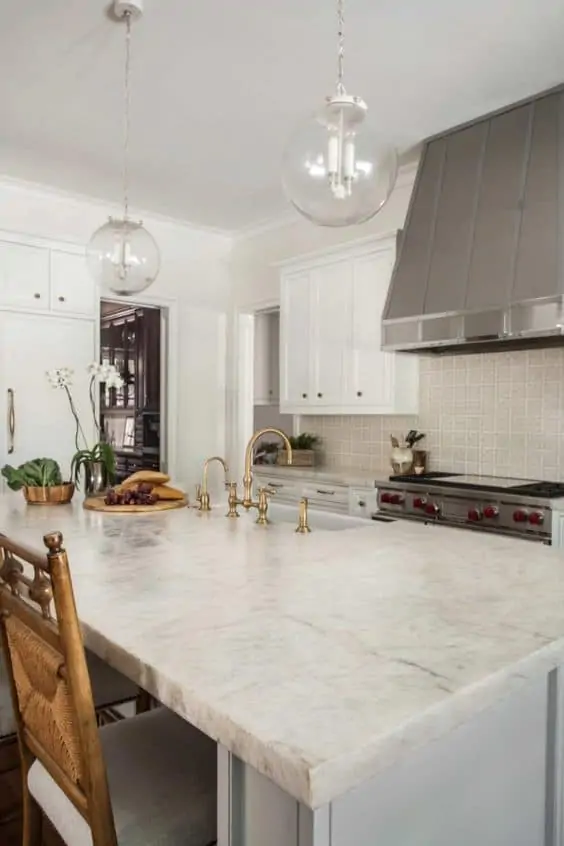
[0,531,217,846]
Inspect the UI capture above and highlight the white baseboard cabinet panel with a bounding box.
[219,667,564,846]
[330,671,552,846]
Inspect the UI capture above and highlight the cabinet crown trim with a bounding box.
[274,232,398,272]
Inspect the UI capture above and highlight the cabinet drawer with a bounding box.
[349,486,378,518]
[302,483,349,512]
[253,478,302,504]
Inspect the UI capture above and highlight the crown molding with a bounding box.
[0,173,234,240]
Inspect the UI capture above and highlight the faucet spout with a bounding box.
[242,428,293,507]
[200,456,229,511]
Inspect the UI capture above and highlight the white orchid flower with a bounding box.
[105,370,124,389]
[87,362,103,377]
[46,368,73,389]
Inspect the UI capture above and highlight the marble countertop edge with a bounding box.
[85,617,564,809]
[308,637,564,808]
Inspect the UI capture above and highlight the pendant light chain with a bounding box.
[122,11,132,221]
[336,0,345,95]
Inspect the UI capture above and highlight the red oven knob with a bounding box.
[513,510,528,523]
[381,492,392,504]
[483,505,499,519]
[467,508,482,522]
[425,502,439,516]
[528,511,544,526]
[413,496,426,509]
[390,494,404,505]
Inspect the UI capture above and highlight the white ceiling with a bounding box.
[2,0,564,232]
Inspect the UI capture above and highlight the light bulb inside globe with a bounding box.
[87,218,160,296]
[281,94,398,227]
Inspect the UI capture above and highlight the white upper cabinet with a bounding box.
[280,237,419,415]
[0,241,50,310]
[254,311,280,405]
[280,269,312,408]
[50,250,97,318]
[311,259,351,407]
[0,236,97,319]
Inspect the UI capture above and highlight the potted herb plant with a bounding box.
[277,433,320,467]
[46,364,123,495]
[1,457,75,504]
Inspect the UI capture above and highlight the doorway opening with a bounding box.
[99,299,167,483]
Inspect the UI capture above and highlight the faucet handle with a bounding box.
[259,486,277,497]
[226,481,240,519]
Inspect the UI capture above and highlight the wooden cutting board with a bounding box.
[83,496,188,514]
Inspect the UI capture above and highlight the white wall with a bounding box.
[0,177,232,489]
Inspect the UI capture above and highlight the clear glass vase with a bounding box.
[84,461,109,497]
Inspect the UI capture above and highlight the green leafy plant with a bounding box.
[288,433,320,450]
[1,458,63,491]
[71,442,116,487]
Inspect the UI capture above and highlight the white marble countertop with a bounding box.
[253,464,383,487]
[2,492,564,808]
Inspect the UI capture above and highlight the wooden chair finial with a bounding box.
[43,531,64,554]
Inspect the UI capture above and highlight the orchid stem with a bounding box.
[64,386,89,451]
[89,376,101,438]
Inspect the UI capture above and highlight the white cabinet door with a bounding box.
[254,312,270,405]
[0,241,50,311]
[50,250,97,318]
[269,311,280,405]
[254,312,280,405]
[280,271,311,410]
[347,249,395,409]
[311,260,351,407]
[0,313,96,483]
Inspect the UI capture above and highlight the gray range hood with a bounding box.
[382,87,564,354]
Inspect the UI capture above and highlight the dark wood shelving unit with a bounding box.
[100,303,162,483]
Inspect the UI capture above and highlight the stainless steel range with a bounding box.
[377,473,564,543]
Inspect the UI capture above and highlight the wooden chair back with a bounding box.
[0,530,118,845]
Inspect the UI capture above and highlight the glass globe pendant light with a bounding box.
[281,0,398,227]
[87,0,160,296]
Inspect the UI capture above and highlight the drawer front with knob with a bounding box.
[349,487,378,518]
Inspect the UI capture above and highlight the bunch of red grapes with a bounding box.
[104,482,158,507]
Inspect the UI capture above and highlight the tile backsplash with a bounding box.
[306,348,564,480]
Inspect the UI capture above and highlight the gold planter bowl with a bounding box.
[23,484,75,505]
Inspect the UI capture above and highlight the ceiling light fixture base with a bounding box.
[113,0,143,21]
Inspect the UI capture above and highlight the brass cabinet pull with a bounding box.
[7,389,15,454]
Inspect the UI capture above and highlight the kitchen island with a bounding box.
[1,493,564,845]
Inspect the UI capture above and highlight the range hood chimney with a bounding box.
[382,88,564,354]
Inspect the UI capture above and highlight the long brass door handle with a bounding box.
[7,389,15,454]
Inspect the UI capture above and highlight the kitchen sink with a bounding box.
[266,502,369,532]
